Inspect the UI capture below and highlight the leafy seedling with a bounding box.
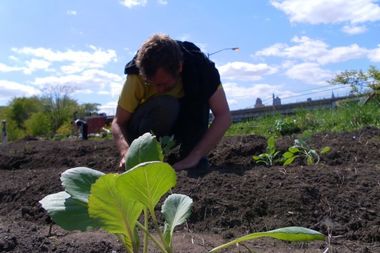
[40,132,193,253]
[283,139,331,166]
[253,136,281,166]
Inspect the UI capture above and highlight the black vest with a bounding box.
[124,41,221,156]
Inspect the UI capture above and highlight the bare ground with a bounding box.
[0,127,379,252]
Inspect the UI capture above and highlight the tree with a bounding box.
[6,96,43,129]
[40,85,79,132]
[24,112,52,137]
[329,65,380,104]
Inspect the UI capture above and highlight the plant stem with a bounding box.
[136,222,168,253]
[149,208,172,253]
[143,208,148,253]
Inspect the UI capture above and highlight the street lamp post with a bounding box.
[207,47,240,58]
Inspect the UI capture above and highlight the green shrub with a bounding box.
[25,112,51,137]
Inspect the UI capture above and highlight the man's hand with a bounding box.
[172,155,200,171]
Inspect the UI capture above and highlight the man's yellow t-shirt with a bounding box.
[118,74,184,113]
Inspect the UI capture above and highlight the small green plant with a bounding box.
[253,136,280,166]
[283,139,331,166]
[40,133,192,253]
[274,118,301,136]
[159,135,178,156]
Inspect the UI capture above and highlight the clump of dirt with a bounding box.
[0,127,379,252]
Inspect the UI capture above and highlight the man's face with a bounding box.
[145,67,179,94]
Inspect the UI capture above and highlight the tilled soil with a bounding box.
[0,127,379,252]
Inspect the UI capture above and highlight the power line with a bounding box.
[261,84,370,104]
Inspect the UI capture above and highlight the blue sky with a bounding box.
[1,0,379,114]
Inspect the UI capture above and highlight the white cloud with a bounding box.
[285,62,334,85]
[218,62,278,81]
[256,36,368,65]
[342,24,368,35]
[66,10,77,16]
[98,101,118,115]
[12,46,117,74]
[1,60,52,75]
[271,0,380,25]
[120,0,147,8]
[223,82,297,108]
[23,59,52,74]
[158,0,168,5]
[32,69,123,96]
[368,45,380,62]
[0,63,22,73]
[0,80,40,99]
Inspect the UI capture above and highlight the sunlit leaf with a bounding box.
[61,167,104,202]
[125,132,164,170]
[162,194,193,246]
[209,226,325,252]
[288,147,299,153]
[283,156,297,166]
[88,174,144,252]
[320,146,332,154]
[117,161,176,213]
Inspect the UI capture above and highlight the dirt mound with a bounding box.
[1,127,379,252]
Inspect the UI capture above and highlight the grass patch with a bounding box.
[227,100,380,137]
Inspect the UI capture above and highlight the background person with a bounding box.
[112,34,231,171]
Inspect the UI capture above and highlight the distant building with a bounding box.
[307,97,312,102]
[255,97,265,108]
[272,93,281,106]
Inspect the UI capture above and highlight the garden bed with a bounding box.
[0,127,379,252]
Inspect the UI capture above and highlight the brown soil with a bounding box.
[0,127,379,253]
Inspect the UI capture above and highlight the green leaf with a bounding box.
[162,194,193,246]
[88,174,144,252]
[125,132,164,170]
[283,156,297,166]
[61,167,105,203]
[320,146,332,154]
[288,147,299,153]
[283,151,294,159]
[117,161,176,213]
[39,191,100,231]
[252,155,260,161]
[267,136,276,151]
[306,155,315,165]
[209,226,325,253]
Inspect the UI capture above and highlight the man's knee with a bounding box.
[127,95,180,142]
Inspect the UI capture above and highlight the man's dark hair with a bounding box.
[136,34,183,79]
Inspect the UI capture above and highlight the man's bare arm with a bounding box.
[173,87,231,170]
[111,106,132,168]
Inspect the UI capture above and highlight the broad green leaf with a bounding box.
[162,194,193,246]
[283,151,294,159]
[88,174,144,252]
[283,156,297,166]
[209,226,325,253]
[288,147,299,153]
[61,167,105,203]
[117,161,176,213]
[320,146,332,154]
[267,136,276,150]
[125,132,164,170]
[252,155,260,161]
[39,191,100,231]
